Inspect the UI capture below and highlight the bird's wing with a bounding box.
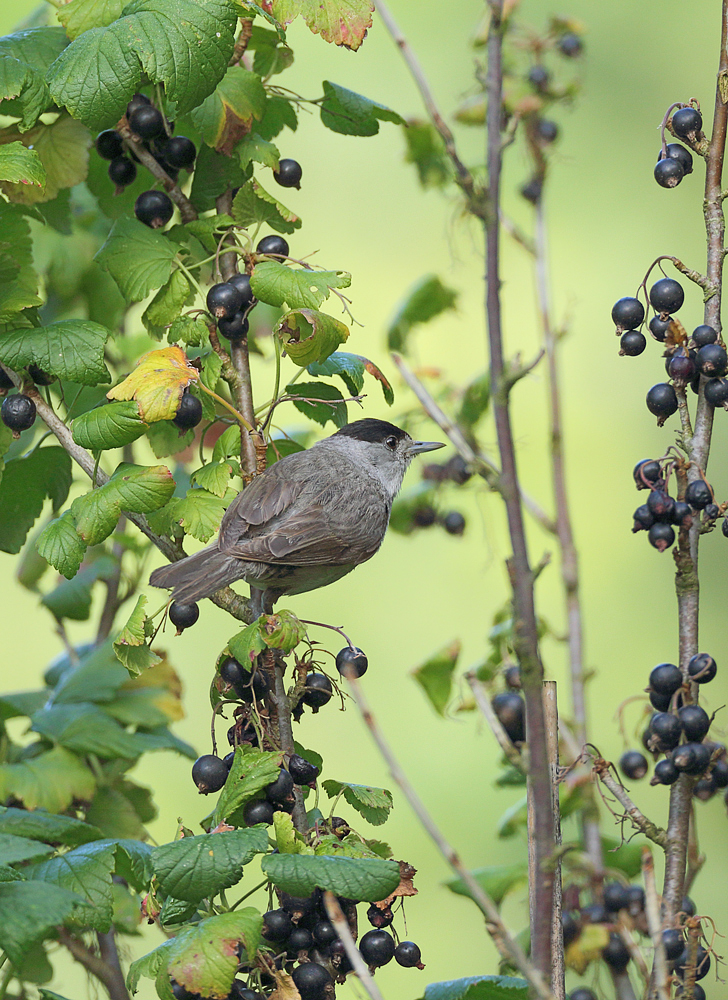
[218,457,306,548]
[227,497,356,566]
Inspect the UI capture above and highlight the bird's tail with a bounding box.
[149,545,242,604]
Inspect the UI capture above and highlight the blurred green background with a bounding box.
[2,0,728,997]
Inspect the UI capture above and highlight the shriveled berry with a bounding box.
[696,342,728,376]
[443,511,466,535]
[685,479,713,509]
[650,278,684,313]
[650,315,671,341]
[654,157,684,188]
[620,330,646,356]
[646,383,678,419]
[135,190,174,228]
[288,754,320,784]
[302,672,333,710]
[367,903,394,929]
[603,881,631,912]
[619,750,648,780]
[256,235,289,259]
[688,653,717,684]
[191,754,228,794]
[674,944,710,981]
[492,691,525,743]
[612,297,644,330]
[163,136,196,169]
[265,767,295,804]
[627,885,645,912]
[649,522,675,551]
[243,799,274,826]
[653,757,680,785]
[335,646,368,678]
[650,712,682,750]
[679,704,710,742]
[558,33,583,57]
[1,394,36,431]
[262,908,293,942]
[647,490,675,522]
[693,324,718,346]
[129,104,165,140]
[672,107,703,139]
[704,503,720,520]
[173,393,202,429]
[602,933,630,971]
[218,312,249,342]
[96,130,124,159]
[359,929,395,967]
[108,156,137,187]
[662,928,685,961]
[664,143,693,175]
[634,459,662,488]
[395,941,423,968]
[207,282,244,320]
[650,663,682,695]
[228,272,254,307]
[273,158,303,189]
[291,962,333,1000]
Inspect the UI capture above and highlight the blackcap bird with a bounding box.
[149,418,443,608]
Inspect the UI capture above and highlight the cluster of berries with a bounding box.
[564,889,709,997]
[654,106,702,189]
[631,458,722,553]
[618,656,728,802]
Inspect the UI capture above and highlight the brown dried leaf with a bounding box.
[372,860,418,909]
[665,317,688,348]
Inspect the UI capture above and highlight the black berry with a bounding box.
[679,704,710,742]
[558,33,583,57]
[654,157,684,188]
[504,665,521,689]
[359,929,395,967]
[676,987,706,1000]
[228,981,261,1000]
[611,297,644,330]
[191,754,228,794]
[413,505,437,527]
[662,928,685,961]
[634,459,662,488]
[685,479,713,509]
[562,912,579,946]
[243,799,274,826]
[287,927,314,956]
[228,272,254,307]
[173,393,202,430]
[170,980,198,1000]
[694,777,715,801]
[163,136,197,169]
[602,933,630,971]
[648,522,675,551]
[671,501,692,526]
[108,156,137,187]
[682,896,697,917]
[335,646,368,678]
[207,282,244,321]
[723,518,728,537]
[256,235,289,259]
[273,158,303,189]
[620,330,646,356]
[711,757,728,787]
[688,653,717,684]
[537,119,558,143]
[492,691,525,743]
[646,383,678,419]
[96,130,124,159]
[650,662,683,695]
[650,690,672,711]
[703,377,728,407]
[674,944,710,981]
[703,502,720,520]
[395,941,423,968]
[650,712,682,750]
[619,750,648,780]
[288,753,320,785]
[633,505,654,532]
[290,962,333,1000]
[129,104,165,140]
[664,143,693,175]
[603,882,631,912]
[520,177,542,204]
[127,93,151,118]
[135,190,174,229]
[627,885,645,912]
[696,342,728,377]
[582,903,608,924]
[1,394,36,431]
[667,350,695,382]
[265,767,295,804]
[367,903,394,928]
[0,369,13,389]
[672,107,703,139]
[443,511,466,535]
[650,315,671,341]
[218,312,249,342]
[313,920,337,946]
[527,65,550,91]
[647,490,675,522]
[302,672,333,710]
[692,324,717,346]
[169,601,199,631]
[262,908,293,942]
[653,757,680,785]
[672,742,711,775]
[650,277,684,313]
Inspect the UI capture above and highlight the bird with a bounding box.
[149,418,444,610]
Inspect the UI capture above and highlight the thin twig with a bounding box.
[466,672,524,772]
[340,668,552,1000]
[592,756,668,849]
[58,928,131,1000]
[543,682,564,1000]
[643,848,670,1000]
[323,892,385,1000]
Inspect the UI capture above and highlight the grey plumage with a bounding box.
[149,419,443,605]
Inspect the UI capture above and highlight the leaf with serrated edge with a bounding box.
[0,28,69,132]
[232,180,300,235]
[126,940,175,1000]
[285,380,348,428]
[320,80,404,136]
[0,203,41,321]
[191,462,233,498]
[72,400,147,451]
[28,841,116,932]
[57,0,126,40]
[0,143,45,188]
[421,977,530,1000]
[228,621,265,667]
[0,319,110,386]
[114,594,148,648]
[271,0,373,50]
[0,116,91,205]
[143,270,191,339]
[277,309,349,366]
[236,133,280,169]
[95,217,182,303]
[321,780,393,826]
[168,909,262,1000]
[0,448,72,554]
[212,747,283,827]
[152,828,268,903]
[170,487,235,542]
[36,511,86,579]
[107,346,199,422]
[0,746,96,813]
[0,807,101,847]
[251,260,350,310]
[262,854,400,902]
[308,351,364,395]
[0,882,83,966]
[190,66,266,155]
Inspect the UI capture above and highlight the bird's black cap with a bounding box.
[334,418,408,443]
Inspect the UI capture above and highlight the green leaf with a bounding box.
[412,640,460,716]
[159,895,198,927]
[85,787,147,840]
[232,179,300,235]
[57,0,126,40]
[30,703,149,759]
[0,28,69,131]
[127,940,175,1000]
[212,424,241,462]
[71,462,176,545]
[0,116,91,205]
[146,420,195,461]
[212,747,283,827]
[388,274,458,352]
[445,863,528,908]
[248,26,293,77]
[271,0,373,50]
[0,142,45,189]
[182,215,234,253]
[46,0,240,130]
[40,992,75,1000]
[262,853,400,902]
[72,400,147,451]
[188,145,250,214]
[200,351,223,391]
[497,796,528,839]
[0,746,95,813]
[167,909,262,1000]
[261,610,307,652]
[0,807,101,847]
[95,216,182,303]
[0,691,47,721]
[169,487,235,543]
[0,319,110,385]
[0,865,26,882]
[152,828,268,903]
[53,639,129,704]
[420,976,529,1000]
[236,133,280,170]
[0,447,72,554]
[403,118,451,189]
[169,315,209,347]
[0,833,54,865]
[28,840,116,932]
[0,203,41,321]
[41,557,116,621]
[191,462,234,498]
[458,372,490,427]
[251,260,350,310]
[104,689,172,728]
[0,881,82,966]
[36,511,86,579]
[321,780,393,826]
[266,437,305,464]
[601,836,644,879]
[307,351,364,394]
[256,94,298,141]
[113,597,161,677]
[142,270,192,339]
[228,621,266,667]
[285,380,348,428]
[190,66,266,155]
[320,80,404,136]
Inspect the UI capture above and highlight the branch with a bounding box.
[374,0,486,218]
[465,672,524,772]
[340,668,552,1000]
[390,354,556,534]
[117,124,197,223]
[542,681,565,1000]
[323,892,386,1000]
[643,849,670,1000]
[592,756,668,849]
[58,928,131,1000]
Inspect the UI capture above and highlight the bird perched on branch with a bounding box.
[150,418,443,609]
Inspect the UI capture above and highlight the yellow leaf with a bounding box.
[107,345,199,422]
[565,923,609,975]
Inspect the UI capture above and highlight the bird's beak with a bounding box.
[407,440,445,456]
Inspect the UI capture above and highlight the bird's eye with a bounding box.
[385,435,398,450]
